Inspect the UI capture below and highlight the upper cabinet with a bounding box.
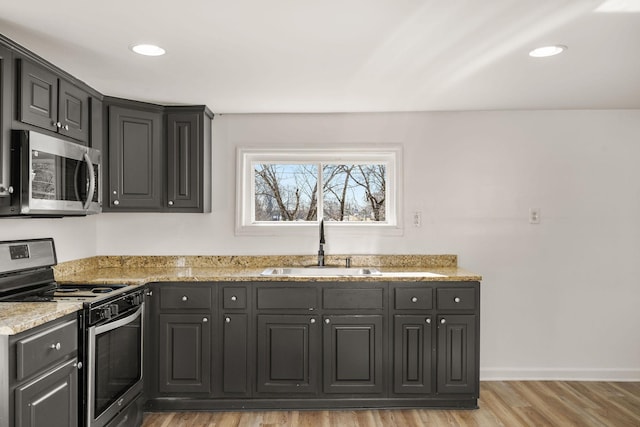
[104,98,213,213]
[0,45,12,199]
[17,59,91,144]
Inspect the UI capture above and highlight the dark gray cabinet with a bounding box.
[0,45,11,199]
[158,314,211,394]
[393,314,433,394]
[256,314,320,394]
[1,314,79,427]
[323,315,383,394]
[145,280,480,411]
[107,102,163,210]
[14,358,78,427]
[147,283,215,398]
[166,107,212,212]
[104,99,212,212]
[18,59,90,144]
[436,314,477,394]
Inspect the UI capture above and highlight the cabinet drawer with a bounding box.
[323,288,384,310]
[16,319,77,381]
[394,288,433,310]
[257,287,317,310]
[436,287,477,311]
[223,287,247,309]
[160,286,212,310]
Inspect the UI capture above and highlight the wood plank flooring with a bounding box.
[142,381,640,427]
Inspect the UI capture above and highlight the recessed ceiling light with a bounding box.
[529,45,567,58]
[130,44,166,56]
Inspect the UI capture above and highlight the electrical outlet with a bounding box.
[529,208,540,224]
[413,211,422,227]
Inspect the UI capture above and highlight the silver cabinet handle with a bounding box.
[225,317,231,323]
[454,297,461,303]
[440,318,446,325]
[168,201,174,206]
[426,318,431,324]
[113,200,120,206]
[63,124,69,131]
[203,317,209,323]
[182,296,188,301]
[54,121,62,128]
[310,318,316,324]
[325,318,331,324]
[411,297,418,303]
[50,343,61,350]
[231,296,237,301]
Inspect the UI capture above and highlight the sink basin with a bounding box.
[261,267,382,277]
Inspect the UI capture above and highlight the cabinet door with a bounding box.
[0,45,11,198]
[15,358,78,427]
[18,59,58,133]
[166,112,200,210]
[108,105,163,210]
[222,313,249,395]
[257,315,319,394]
[436,314,477,395]
[158,313,211,393]
[323,315,383,394]
[58,79,89,143]
[393,315,433,394]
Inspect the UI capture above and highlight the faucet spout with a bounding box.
[317,219,325,266]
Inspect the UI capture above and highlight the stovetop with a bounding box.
[3,283,132,303]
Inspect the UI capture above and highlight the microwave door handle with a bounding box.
[83,152,96,210]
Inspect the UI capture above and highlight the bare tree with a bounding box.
[352,165,386,221]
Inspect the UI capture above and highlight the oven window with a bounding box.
[94,314,142,416]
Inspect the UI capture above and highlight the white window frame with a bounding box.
[235,145,403,236]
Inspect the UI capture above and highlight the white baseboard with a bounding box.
[480,368,640,381]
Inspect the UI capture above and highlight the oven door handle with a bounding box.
[94,305,143,335]
[82,151,96,210]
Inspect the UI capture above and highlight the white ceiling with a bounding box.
[1,0,639,113]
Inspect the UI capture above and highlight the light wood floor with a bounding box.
[142,381,640,427]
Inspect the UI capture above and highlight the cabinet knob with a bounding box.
[54,121,62,128]
[63,124,69,131]
[203,317,209,323]
[113,200,120,206]
[225,317,230,323]
[231,295,237,301]
[50,342,61,351]
[168,201,174,206]
[182,296,188,301]
[425,318,431,324]
[411,297,418,303]
[440,318,446,325]
[454,297,461,303]
[310,318,316,324]
[325,318,331,324]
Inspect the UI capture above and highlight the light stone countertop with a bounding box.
[0,301,83,335]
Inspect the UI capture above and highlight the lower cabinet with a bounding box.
[1,314,79,427]
[145,281,480,410]
[256,315,320,394]
[323,315,383,394]
[158,314,211,394]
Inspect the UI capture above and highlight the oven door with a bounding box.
[15,130,101,215]
[87,305,143,427]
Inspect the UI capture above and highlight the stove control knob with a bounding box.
[110,304,119,316]
[100,307,112,320]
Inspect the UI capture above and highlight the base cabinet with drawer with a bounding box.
[145,283,215,398]
[0,313,79,427]
[144,280,480,410]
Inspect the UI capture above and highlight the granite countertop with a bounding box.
[1,254,481,336]
[0,301,83,335]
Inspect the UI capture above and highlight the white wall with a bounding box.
[4,109,640,380]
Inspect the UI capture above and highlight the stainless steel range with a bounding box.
[0,238,144,427]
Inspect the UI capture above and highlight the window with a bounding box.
[236,146,401,235]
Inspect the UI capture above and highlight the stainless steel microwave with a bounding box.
[0,130,101,216]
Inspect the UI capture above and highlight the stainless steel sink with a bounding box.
[261,267,382,277]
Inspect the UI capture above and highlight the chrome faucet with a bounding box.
[317,219,325,266]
